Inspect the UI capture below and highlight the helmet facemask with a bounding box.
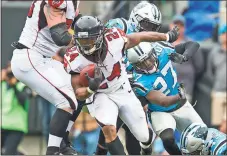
[134,48,158,74]
[135,14,161,32]
[139,18,161,32]
[180,124,208,155]
[181,137,205,155]
[75,31,104,55]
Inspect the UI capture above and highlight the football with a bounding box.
[79,64,95,87]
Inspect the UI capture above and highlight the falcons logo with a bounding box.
[52,0,61,5]
[47,0,65,8]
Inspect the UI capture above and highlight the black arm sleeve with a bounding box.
[174,41,200,59]
[49,22,72,46]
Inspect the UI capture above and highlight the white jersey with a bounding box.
[18,0,76,57]
[64,27,128,93]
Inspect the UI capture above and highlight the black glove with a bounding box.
[178,83,187,102]
[167,26,179,43]
[85,66,103,93]
[168,53,188,64]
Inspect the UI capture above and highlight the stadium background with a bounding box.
[1,0,226,155]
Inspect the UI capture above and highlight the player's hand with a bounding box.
[202,139,214,155]
[168,53,188,64]
[166,26,179,43]
[178,83,187,102]
[85,66,103,93]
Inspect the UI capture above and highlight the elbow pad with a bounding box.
[49,22,72,46]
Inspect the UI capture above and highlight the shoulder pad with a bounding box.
[46,0,67,9]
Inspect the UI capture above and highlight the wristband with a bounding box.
[166,34,169,42]
[86,87,95,94]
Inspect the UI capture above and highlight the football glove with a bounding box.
[168,53,188,64]
[178,83,187,102]
[167,26,180,43]
[85,66,103,93]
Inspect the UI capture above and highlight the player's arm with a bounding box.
[71,74,92,101]
[44,0,73,47]
[146,90,181,107]
[146,83,187,107]
[125,26,179,50]
[71,67,103,101]
[169,41,200,64]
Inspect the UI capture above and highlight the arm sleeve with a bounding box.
[192,48,205,77]
[174,41,200,59]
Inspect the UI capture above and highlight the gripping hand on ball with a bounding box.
[166,26,179,43]
[168,53,188,64]
[85,66,103,93]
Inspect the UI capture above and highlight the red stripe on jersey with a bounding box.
[99,83,108,89]
[107,61,121,81]
[116,28,126,37]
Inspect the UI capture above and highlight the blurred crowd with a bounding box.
[1,0,226,155]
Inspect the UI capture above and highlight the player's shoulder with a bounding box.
[132,72,156,96]
[152,41,175,60]
[105,27,126,35]
[104,27,127,44]
[133,72,156,88]
[105,18,127,30]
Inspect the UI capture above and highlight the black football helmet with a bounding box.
[74,16,105,55]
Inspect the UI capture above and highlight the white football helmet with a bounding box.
[129,1,162,32]
[126,42,158,74]
[180,123,208,155]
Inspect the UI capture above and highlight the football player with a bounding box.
[64,15,179,155]
[95,1,162,155]
[10,0,80,154]
[126,40,203,155]
[180,123,227,155]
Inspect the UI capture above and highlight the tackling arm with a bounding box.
[146,90,181,107]
[124,26,179,50]
[125,31,167,49]
[174,41,200,60]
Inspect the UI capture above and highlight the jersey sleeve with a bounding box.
[132,73,154,97]
[63,46,82,74]
[65,1,76,29]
